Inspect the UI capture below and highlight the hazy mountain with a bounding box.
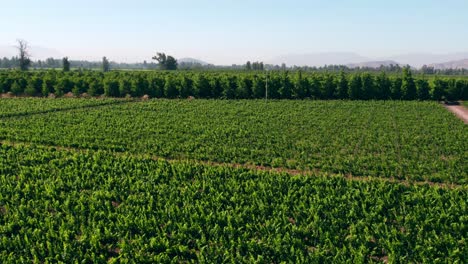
[429,59,468,70]
[347,60,401,69]
[270,52,468,68]
[0,45,63,59]
[268,52,370,67]
[178,57,209,65]
[384,52,468,68]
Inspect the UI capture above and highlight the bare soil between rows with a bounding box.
[444,103,468,124]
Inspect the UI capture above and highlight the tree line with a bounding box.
[0,68,466,101]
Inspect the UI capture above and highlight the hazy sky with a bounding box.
[1,0,467,64]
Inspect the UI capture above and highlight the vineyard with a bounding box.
[0,98,467,262]
[0,69,467,101]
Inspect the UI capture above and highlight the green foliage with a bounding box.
[25,77,42,96]
[0,70,466,100]
[195,74,211,98]
[222,75,237,99]
[401,66,417,100]
[432,78,447,100]
[236,75,252,99]
[119,78,131,96]
[0,144,466,262]
[0,100,465,184]
[104,78,120,97]
[148,76,165,98]
[279,72,293,99]
[62,57,71,72]
[11,80,24,95]
[376,71,391,100]
[348,74,361,100]
[164,75,179,98]
[361,73,375,100]
[130,75,147,97]
[321,74,335,99]
[41,76,55,96]
[0,98,466,262]
[336,70,348,99]
[252,75,265,98]
[178,75,194,98]
[152,52,178,70]
[391,77,402,100]
[416,79,430,100]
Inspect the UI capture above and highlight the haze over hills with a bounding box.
[383,52,468,68]
[269,52,468,69]
[178,58,210,65]
[346,60,401,69]
[429,59,468,70]
[1,44,468,69]
[268,52,370,67]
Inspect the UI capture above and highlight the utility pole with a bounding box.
[265,69,268,101]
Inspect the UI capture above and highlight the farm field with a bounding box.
[0,99,467,262]
[0,144,466,263]
[0,99,466,183]
[0,98,126,118]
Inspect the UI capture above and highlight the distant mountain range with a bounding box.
[346,60,400,69]
[428,59,468,70]
[1,44,468,69]
[268,52,468,69]
[269,52,370,67]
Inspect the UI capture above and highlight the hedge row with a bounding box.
[0,69,467,100]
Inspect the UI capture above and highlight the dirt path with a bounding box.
[444,104,468,124]
[0,140,464,190]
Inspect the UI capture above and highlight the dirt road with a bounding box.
[444,104,468,124]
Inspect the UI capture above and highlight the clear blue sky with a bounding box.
[1,0,467,64]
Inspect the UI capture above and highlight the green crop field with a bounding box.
[0,100,466,183]
[0,98,467,262]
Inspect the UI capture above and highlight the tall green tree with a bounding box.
[102,57,110,72]
[164,75,179,98]
[246,61,252,71]
[348,74,361,100]
[131,75,148,97]
[293,71,309,99]
[195,74,212,98]
[361,73,375,100]
[391,77,403,100]
[179,75,194,98]
[401,66,416,100]
[416,79,430,100]
[104,77,120,97]
[375,71,391,99]
[431,78,447,101]
[148,76,165,98]
[252,75,266,99]
[279,72,293,99]
[309,75,321,99]
[446,79,463,101]
[336,70,348,99]
[119,78,131,96]
[321,74,335,99]
[236,75,253,99]
[152,52,178,70]
[210,76,223,98]
[62,57,71,72]
[221,75,237,99]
